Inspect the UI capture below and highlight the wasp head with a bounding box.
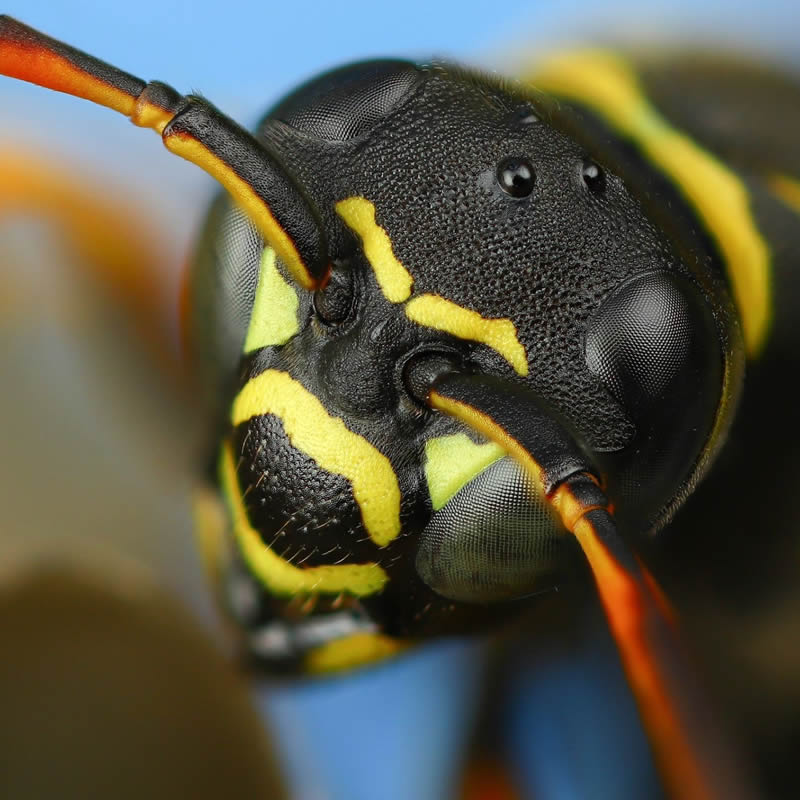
[183,59,733,663]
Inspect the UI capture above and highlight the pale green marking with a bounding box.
[424,433,505,511]
[243,247,299,353]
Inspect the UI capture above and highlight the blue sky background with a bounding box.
[2,0,797,258]
[1,3,795,798]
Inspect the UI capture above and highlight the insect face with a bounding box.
[2,19,774,794]
[188,60,731,654]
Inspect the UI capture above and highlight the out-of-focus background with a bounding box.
[1,1,797,798]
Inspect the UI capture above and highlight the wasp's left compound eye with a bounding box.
[497,156,536,198]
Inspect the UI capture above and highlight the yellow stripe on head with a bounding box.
[424,433,505,511]
[232,369,402,547]
[406,294,529,376]
[219,441,388,596]
[336,196,414,302]
[164,133,316,290]
[335,196,530,376]
[243,247,300,353]
[528,50,771,357]
[428,391,548,492]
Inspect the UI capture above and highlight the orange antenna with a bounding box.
[0,16,328,290]
[423,369,757,800]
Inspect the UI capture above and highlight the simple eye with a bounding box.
[509,104,538,126]
[581,158,606,192]
[313,266,355,325]
[496,156,536,198]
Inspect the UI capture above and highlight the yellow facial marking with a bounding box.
[336,196,414,302]
[243,247,300,353]
[528,50,771,357]
[406,294,529,376]
[219,441,389,596]
[304,632,409,673]
[424,433,505,511]
[336,196,531,372]
[232,369,402,547]
[429,391,548,491]
[769,174,800,217]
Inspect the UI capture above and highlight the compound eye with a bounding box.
[496,156,536,198]
[416,457,575,603]
[268,60,424,142]
[187,201,264,385]
[585,271,723,524]
[585,272,717,413]
[313,266,355,325]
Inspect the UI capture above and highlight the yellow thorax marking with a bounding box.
[769,174,800,217]
[336,196,414,302]
[219,441,389,596]
[424,433,505,511]
[243,247,299,352]
[232,369,402,547]
[406,295,529,376]
[528,50,771,357]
